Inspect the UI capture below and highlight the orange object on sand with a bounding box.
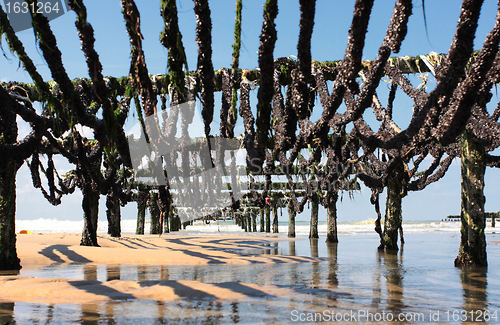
[18,230,34,234]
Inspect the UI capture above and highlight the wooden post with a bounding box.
[455,130,487,267]
[326,194,339,243]
[106,194,121,238]
[0,108,21,269]
[136,190,148,235]
[252,210,257,232]
[309,193,319,239]
[288,199,296,238]
[260,209,265,232]
[170,215,176,232]
[272,200,279,233]
[265,205,271,233]
[379,161,404,251]
[163,208,170,234]
[242,214,247,232]
[165,206,174,233]
[81,182,100,246]
[149,193,161,234]
[170,211,181,232]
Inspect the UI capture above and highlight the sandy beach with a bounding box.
[15,233,320,268]
[1,233,323,304]
[1,231,500,323]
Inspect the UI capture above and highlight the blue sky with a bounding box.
[1,0,499,223]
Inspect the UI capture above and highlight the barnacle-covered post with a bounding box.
[379,160,404,251]
[265,204,271,233]
[80,183,100,246]
[309,192,319,239]
[166,205,176,233]
[0,101,21,270]
[163,210,170,234]
[136,189,148,235]
[326,193,339,243]
[234,212,239,227]
[245,212,251,232]
[260,208,265,232]
[252,209,257,232]
[170,214,181,232]
[242,213,248,232]
[455,129,487,267]
[106,194,121,237]
[239,213,244,231]
[80,140,102,247]
[288,198,296,238]
[272,199,279,233]
[149,192,161,235]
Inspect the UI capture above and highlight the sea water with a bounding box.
[4,220,500,324]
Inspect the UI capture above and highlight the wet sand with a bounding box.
[1,232,500,323]
[2,233,320,304]
[14,233,319,268]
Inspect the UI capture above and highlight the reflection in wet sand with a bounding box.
[81,303,101,323]
[84,264,98,281]
[272,241,279,255]
[0,303,14,324]
[289,240,296,256]
[310,238,319,257]
[310,239,321,287]
[107,265,120,281]
[327,242,338,287]
[161,265,169,281]
[461,268,488,320]
[378,249,406,315]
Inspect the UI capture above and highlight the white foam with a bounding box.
[279,221,465,237]
[15,218,144,234]
[15,218,498,235]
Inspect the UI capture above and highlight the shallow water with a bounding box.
[2,232,500,324]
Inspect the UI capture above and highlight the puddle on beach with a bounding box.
[2,233,500,324]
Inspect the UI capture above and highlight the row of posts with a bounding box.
[135,190,190,235]
[131,190,339,243]
[217,193,339,242]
